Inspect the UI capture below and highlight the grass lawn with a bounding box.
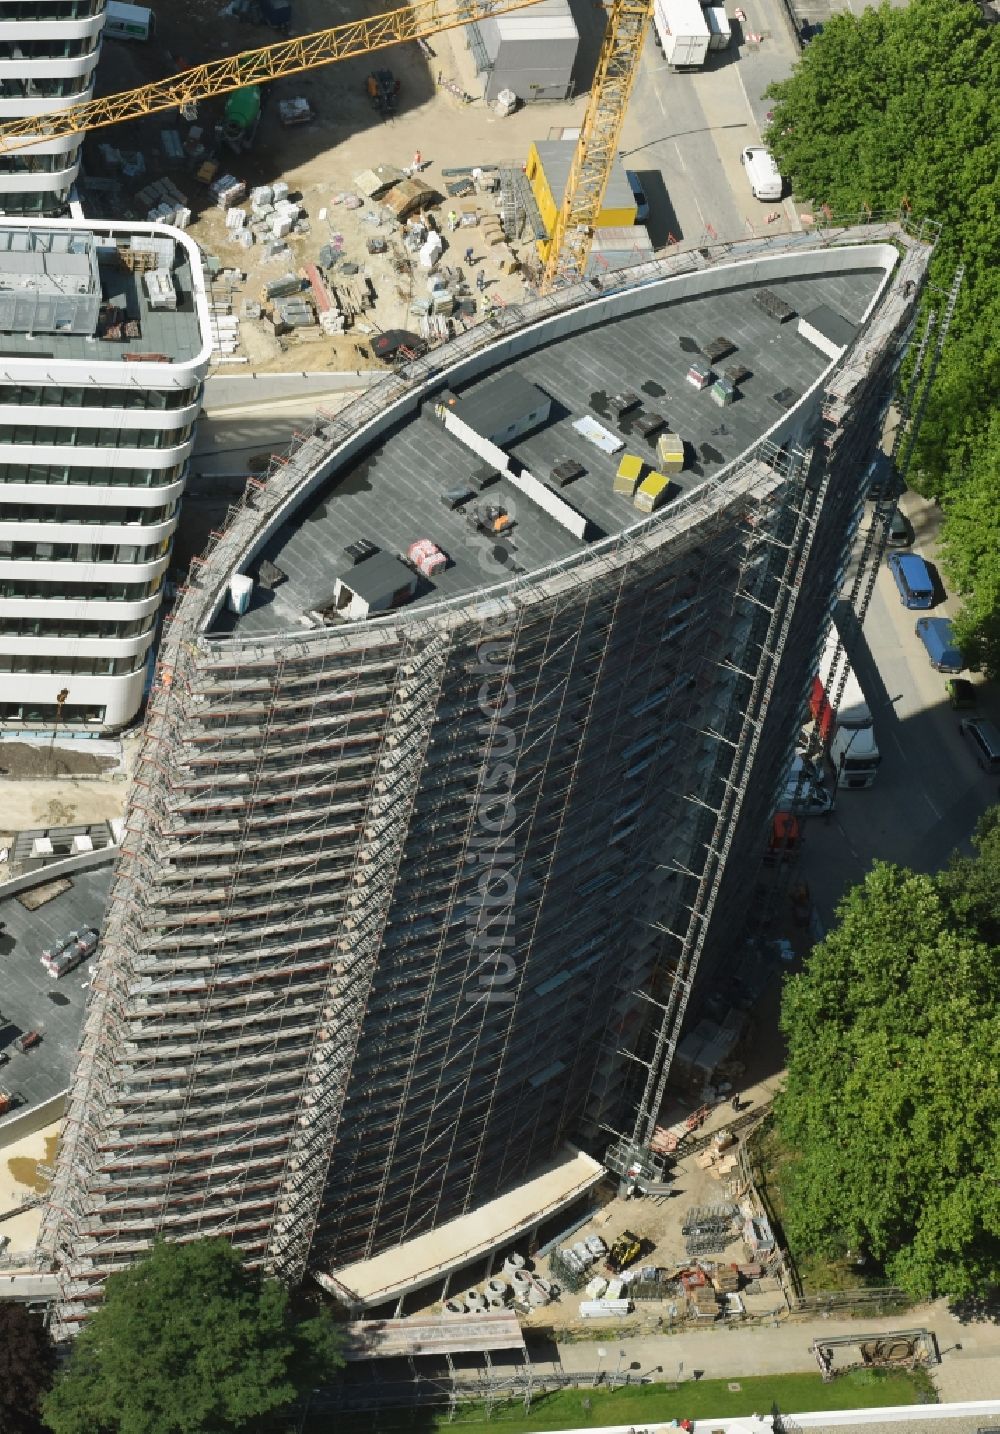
[334,1368,931,1434]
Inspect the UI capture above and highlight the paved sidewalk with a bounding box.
[531,1300,1000,1399]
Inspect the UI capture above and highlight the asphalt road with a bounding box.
[619,0,804,251]
[794,491,995,930]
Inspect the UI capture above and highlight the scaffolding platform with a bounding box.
[344,1310,525,1360]
[317,1147,603,1311]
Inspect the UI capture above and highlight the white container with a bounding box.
[653,0,710,67]
[585,1276,608,1299]
[707,5,732,47]
[503,1253,526,1275]
[227,574,253,615]
[579,1298,633,1318]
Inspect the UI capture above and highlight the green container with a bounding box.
[224,86,262,133]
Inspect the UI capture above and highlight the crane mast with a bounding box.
[0,0,655,285]
[543,0,650,288]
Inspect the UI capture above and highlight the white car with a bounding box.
[778,755,832,815]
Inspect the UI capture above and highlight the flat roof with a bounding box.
[343,1312,525,1360]
[535,139,634,214]
[0,234,202,365]
[218,263,886,639]
[335,550,415,605]
[457,370,550,436]
[318,1146,603,1309]
[0,861,113,1129]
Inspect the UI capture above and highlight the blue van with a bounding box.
[915,616,963,674]
[888,552,935,609]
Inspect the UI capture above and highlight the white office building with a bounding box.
[0,219,211,733]
[0,0,106,216]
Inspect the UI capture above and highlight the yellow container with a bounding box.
[657,432,685,474]
[634,472,672,513]
[614,453,645,496]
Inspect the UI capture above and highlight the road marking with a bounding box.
[673,141,709,228]
[734,65,762,140]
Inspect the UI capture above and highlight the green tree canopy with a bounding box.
[776,861,1000,1300]
[765,0,1000,672]
[0,1302,57,1433]
[43,1239,343,1434]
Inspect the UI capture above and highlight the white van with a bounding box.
[741,146,783,201]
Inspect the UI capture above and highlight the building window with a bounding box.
[0,463,184,488]
[0,652,147,676]
[0,501,176,526]
[0,382,199,411]
[0,424,194,450]
[0,701,106,725]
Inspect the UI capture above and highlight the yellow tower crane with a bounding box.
[0,0,652,288]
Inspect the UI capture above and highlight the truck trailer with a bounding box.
[652,0,710,68]
[810,623,881,789]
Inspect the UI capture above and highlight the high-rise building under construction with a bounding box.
[41,223,933,1329]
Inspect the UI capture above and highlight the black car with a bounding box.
[885,508,914,548]
[866,452,903,501]
[371,329,427,364]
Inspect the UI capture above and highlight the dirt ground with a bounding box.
[87,0,601,372]
[0,1124,58,1261]
[0,742,120,781]
[0,733,138,857]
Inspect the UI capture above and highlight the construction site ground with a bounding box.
[0,734,137,860]
[87,0,605,374]
[0,1121,57,1263]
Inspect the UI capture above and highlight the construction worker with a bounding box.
[464,246,475,266]
[447,210,459,232]
[476,268,486,292]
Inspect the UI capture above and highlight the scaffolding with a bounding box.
[40,222,937,1331]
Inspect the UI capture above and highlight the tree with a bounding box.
[937,804,1000,946]
[776,862,1000,1300]
[43,1239,344,1434]
[936,412,1000,678]
[764,0,1000,672]
[0,1303,57,1433]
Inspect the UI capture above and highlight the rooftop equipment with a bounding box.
[614,454,645,496]
[634,473,672,513]
[657,432,686,473]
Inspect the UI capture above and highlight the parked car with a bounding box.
[915,616,963,674]
[15,1031,41,1052]
[885,509,914,548]
[959,717,1000,774]
[780,780,833,816]
[740,146,782,201]
[866,452,902,501]
[625,169,650,222]
[946,678,976,710]
[888,551,935,610]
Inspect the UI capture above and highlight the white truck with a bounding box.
[706,5,732,48]
[810,625,881,789]
[652,0,710,69]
